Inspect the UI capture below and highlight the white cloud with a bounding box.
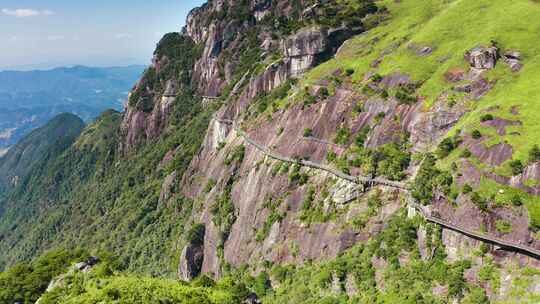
[1,8,55,18]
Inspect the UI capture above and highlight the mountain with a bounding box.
[0,65,144,150]
[1,0,540,303]
[0,113,85,196]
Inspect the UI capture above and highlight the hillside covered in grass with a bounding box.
[303,0,540,226]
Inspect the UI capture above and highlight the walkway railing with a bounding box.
[214,116,540,259]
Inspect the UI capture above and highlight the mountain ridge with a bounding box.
[1,0,540,303]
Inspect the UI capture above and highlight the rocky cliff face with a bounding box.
[120,0,377,152]
[97,0,540,301]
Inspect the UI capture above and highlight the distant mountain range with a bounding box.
[0,65,145,149]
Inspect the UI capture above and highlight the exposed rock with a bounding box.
[409,43,433,56]
[380,72,412,89]
[465,46,499,70]
[513,162,540,195]
[371,256,388,290]
[159,171,177,204]
[245,61,290,100]
[345,273,358,297]
[418,46,433,56]
[120,78,177,152]
[442,228,479,262]
[328,179,359,206]
[244,293,262,304]
[432,284,449,298]
[463,136,513,166]
[457,160,482,187]
[408,99,464,152]
[510,105,520,115]
[444,67,466,83]
[503,51,523,72]
[481,118,522,135]
[36,256,100,303]
[159,148,177,168]
[282,27,331,77]
[74,256,100,273]
[179,241,205,281]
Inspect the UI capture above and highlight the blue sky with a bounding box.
[0,0,206,70]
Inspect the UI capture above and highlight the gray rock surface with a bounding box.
[465,46,499,70]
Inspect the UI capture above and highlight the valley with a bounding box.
[0,65,144,149]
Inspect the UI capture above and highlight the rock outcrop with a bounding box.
[503,51,523,72]
[179,235,205,281]
[36,256,100,304]
[465,46,499,70]
[121,1,367,152]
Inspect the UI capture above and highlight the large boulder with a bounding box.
[179,243,205,281]
[503,51,523,72]
[465,46,499,69]
[282,27,329,76]
[179,224,206,281]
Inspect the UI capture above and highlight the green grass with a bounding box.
[302,0,540,226]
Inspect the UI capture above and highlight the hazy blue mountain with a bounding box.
[0,65,144,149]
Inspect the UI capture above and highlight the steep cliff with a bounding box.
[1,0,540,303]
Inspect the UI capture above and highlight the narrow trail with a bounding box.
[409,200,540,259]
[216,118,540,259]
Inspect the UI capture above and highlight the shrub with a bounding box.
[460,149,472,158]
[326,151,337,162]
[509,160,524,175]
[303,128,313,137]
[374,143,411,181]
[345,68,355,76]
[411,154,452,204]
[510,194,522,206]
[352,102,364,113]
[203,179,216,193]
[251,272,272,297]
[471,192,488,212]
[371,73,383,82]
[318,87,329,98]
[395,89,417,105]
[289,164,309,186]
[303,87,318,108]
[355,127,370,147]
[224,145,245,165]
[334,127,351,145]
[529,144,540,163]
[462,184,473,194]
[437,134,463,158]
[187,223,206,246]
[495,220,512,234]
[479,243,490,255]
[374,112,386,124]
[471,130,482,139]
[437,138,457,158]
[480,114,494,122]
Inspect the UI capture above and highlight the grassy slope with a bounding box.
[304,0,540,224]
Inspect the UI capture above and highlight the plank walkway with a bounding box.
[214,117,540,259]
